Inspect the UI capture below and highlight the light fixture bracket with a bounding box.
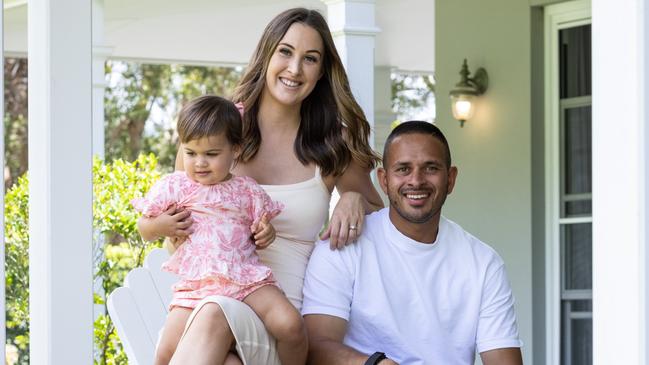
[449,59,489,97]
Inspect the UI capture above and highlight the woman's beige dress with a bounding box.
[183,167,330,364]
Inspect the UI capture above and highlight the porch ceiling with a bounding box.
[3,0,434,73]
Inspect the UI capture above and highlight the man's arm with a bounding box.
[480,347,523,365]
[304,314,398,365]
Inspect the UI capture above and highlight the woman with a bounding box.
[139,8,383,364]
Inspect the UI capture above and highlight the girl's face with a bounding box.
[182,133,239,185]
[263,22,324,108]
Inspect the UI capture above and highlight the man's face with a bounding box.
[378,133,458,228]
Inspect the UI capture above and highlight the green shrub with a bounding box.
[5,175,29,365]
[4,154,163,364]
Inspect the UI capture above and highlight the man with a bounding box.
[301,121,523,365]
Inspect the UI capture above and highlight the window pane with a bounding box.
[563,106,592,196]
[561,303,593,365]
[562,223,592,290]
[565,200,592,216]
[571,318,593,365]
[570,300,592,312]
[560,25,592,98]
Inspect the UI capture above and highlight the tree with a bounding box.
[5,175,30,365]
[172,65,243,104]
[4,58,28,190]
[104,62,174,164]
[104,61,243,170]
[391,72,436,121]
[92,154,163,364]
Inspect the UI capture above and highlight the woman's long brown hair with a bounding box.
[232,8,380,176]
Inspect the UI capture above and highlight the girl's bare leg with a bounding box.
[244,286,308,365]
[155,307,192,365]
[170,303,235,365]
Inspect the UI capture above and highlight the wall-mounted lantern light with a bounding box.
[449,59,488,127]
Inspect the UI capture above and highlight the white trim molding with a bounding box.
[592,0,648,363]
[330,27,381,38]
[543,1,591,364]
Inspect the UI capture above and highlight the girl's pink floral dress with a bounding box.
[132,172,283,309]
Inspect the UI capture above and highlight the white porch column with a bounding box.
[92,0,112,158]
[324,0,380,213]
[373,65,395,203]
[28,0,93,364]
[373,65,396,155]
[324,0,380,148]
[592,0,649,364]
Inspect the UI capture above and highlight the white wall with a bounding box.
[436,0,534,363]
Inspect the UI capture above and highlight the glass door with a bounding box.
[558,24,592,365]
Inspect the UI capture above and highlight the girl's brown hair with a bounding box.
[232,8,380,176]
[177,95,243,146]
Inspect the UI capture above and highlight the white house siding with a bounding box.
[436,1,534,364]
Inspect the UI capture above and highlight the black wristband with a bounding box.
[364,352,387,365]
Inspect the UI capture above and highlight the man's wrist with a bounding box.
[364,352,387,365]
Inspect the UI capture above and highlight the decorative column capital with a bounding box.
[92,46,113,87]
[323,0,380,36]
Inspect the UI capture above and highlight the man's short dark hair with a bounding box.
[382,121,452,168]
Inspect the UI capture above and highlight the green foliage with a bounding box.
[94,313,128,365]
[4,155,164,364]
[391,72,436,121]
[4,58,29,189]
[92,154,163,364]
[104,61,242,171]
[94,243,158,365]
[104,63,174,164]
[93,154,161,247]
[5,175,30,365]
[172,65,243,104]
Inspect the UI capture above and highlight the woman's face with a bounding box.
[263,22,324,108]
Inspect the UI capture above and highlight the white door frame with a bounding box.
[544,1,591,364]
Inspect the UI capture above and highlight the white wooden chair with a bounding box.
[107,248,178,365]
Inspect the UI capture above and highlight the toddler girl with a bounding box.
[133,95,307,365]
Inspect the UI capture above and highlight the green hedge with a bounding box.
[5,154,163,364]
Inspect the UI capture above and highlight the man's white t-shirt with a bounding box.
[302,209,522,365]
